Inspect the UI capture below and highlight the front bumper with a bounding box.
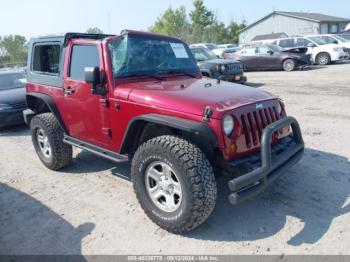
[331,51,349,61]
[218,74,247,84]
[0,109,26,128]
[227,116,304,205]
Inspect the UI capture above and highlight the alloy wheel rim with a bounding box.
[145,161,182,213]
[37,128,51,158]
[285,61,294,71]
[319,54,328,65]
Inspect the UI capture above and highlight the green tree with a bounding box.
[1,35,27,63]
[149,7,191,42]
[203,22,227,43]
[148,1,246,45]
[225,20,247,44]
[86,27,104,34]
[190,0,215,42]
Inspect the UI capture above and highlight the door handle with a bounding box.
[64,87,75,95]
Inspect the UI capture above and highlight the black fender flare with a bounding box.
[26,92,67,133]
[120,114,218,154]
[200,69,213,78]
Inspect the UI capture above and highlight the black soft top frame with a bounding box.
[63,33,114,46]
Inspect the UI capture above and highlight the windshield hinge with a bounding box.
[203,106,213,122]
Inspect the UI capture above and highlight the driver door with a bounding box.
[59,41,112,148]
[256,46,280,69]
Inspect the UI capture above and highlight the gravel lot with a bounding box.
[1,62,349,255]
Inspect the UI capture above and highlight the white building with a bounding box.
[239,11,350,45]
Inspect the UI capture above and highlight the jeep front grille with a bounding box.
[226,64,241,72]
[240,106,281,148]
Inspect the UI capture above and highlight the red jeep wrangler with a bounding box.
[24,31,304,233]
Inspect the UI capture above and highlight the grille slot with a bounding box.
[226,64,241,72]
[241,106,280,148]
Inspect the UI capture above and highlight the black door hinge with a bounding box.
[203,106,213,122]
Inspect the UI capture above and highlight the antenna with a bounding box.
[108,12,111,34]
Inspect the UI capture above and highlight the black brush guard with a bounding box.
[228,116,304,205]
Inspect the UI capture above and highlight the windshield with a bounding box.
[340,34,350,40]
[191,48,218,61]
[108,35,199,78]
[333,35,347,42]
[0,73,26,91]
[308,37,328,45]
[266,45,283,52]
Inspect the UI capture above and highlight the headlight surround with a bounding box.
[223,115,234,136]
[0,103,12,111]
[277,99,285,116]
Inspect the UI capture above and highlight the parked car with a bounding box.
[190,47,247,84]
[216,44,240,58]
[218,44,238,49]
[24,31,304,234]
[273,36,349,65]
[0,70,27,128]
[316,34,350,56]
[189,43,223,57]
[226,44,311,71]
[340,34,350,41]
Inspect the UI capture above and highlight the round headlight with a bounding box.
[223,115,234,136]
[220,65,226,71]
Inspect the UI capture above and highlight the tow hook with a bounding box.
[203,106,213,122]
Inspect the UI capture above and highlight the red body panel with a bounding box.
[26,35,290,161]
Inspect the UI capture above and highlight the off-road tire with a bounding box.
[131,135,217,234]
[283,59,296,72]
[30,113,72,170]
[316,52,331,65]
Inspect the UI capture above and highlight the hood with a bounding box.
[199,59,239,65]
[0,87,26,104]
[118,77,276,119]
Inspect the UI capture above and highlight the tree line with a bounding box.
[149,0,247,44]
[0,35,28,67]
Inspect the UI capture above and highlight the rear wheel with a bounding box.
[283,59,296,72]
[316,52,331,65]
[30,113,72,170]
[131,135,217,234]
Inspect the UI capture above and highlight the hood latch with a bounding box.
[203,106,213,122]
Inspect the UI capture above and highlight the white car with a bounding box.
[340,34,350,41]
[273,36,349,65]
[316,34,350,55]
[218,44,238,49]
[189,43,223,57]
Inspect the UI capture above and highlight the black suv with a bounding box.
[191,47,247,84]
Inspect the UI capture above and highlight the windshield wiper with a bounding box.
[156,70,198,78]
[119,73,165,80]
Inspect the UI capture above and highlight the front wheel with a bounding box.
[131,135,217,234]
[316,53,331,65]
[283,59,296,72]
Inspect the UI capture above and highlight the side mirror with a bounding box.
[84,67,106,96]
[333,40,339,44]
[307,43,316,48]
[267,50,274,55]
